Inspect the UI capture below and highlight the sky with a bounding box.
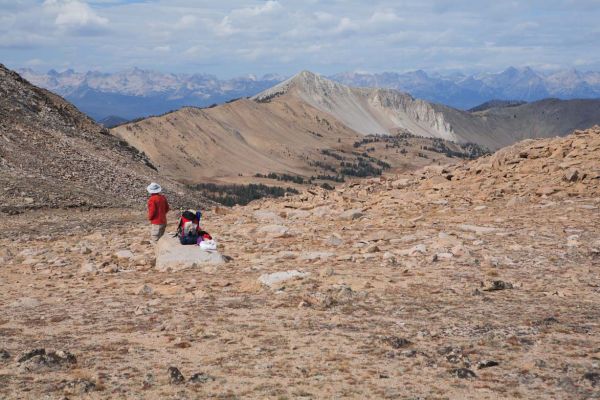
[1,0,600,77]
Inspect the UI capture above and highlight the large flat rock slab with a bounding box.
[156,235,225,272]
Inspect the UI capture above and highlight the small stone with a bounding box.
[382,336,411,349]
[18,349,76,371]
[563,169,579,182]
[257,224,291,238]
[451,368,476,379]
[258,270,309,287]
[138,284,154,296]
[477,360,500,369]
[483,280,513,291]
[339,209,364,220]
[0,349,11,361]
[408,244,426,256]
[168,366,185,384]
[583,372,600,387]
[62,379,96,394]
[536,186,560,196]
[363,244,380,253]
[10,297,40,308]
[189,373,215,384]
[436,252,453,260]
[458,224,498,234]
[115,250,135,259]
[79,263,97,274]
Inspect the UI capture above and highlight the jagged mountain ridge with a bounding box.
[19,66,600,121]
[254,71,600,150]
[254,71,458,141]
[0,64,200,212]
[18,67,285,120]
[331,66,600,109]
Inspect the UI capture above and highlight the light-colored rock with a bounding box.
[299,252,335,261]
[11,297,40,308]
[253,210,283,223]
[115,250,134,259]
[275,251,298,260]
[458,224,499,234]
[392,178,411,189]
[339,209,364,220]
[257,224,291,238]
[563,168,579,182]
[79,262,97,274]
[155,236,225,272]
[137,284,154,296]
[258,270,309,287]
[399,244,427,257]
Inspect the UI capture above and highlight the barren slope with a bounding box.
[0,128,598,398]
[112,97,361,182]
[0,65,199,212]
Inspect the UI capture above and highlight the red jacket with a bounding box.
[147,194,169,225]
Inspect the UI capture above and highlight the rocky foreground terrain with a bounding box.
[1,127,599,399]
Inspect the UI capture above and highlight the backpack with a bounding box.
[175,210,213,245]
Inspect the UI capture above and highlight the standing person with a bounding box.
[147,182,169,242]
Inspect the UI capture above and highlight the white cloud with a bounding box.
[43,0,109,34]
[177,15,196,29]
[2,0,600,76]
[213,15,239,37]
[231,1,282,18]
[369,10,402,24]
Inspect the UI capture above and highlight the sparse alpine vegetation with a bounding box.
[190,183,299,206]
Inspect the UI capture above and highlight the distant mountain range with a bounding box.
[17,67,285,121]
[331,67,600,109]
[18,66,600,122]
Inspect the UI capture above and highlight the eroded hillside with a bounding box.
[0,64,201,212]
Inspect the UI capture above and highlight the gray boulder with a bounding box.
[155,236,225,272]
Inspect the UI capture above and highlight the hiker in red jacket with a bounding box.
[147,182,169,241]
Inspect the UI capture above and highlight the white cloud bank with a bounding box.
[1,0,600,76]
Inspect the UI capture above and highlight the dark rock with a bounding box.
[18,348,46,363]
[18,349,76,371]
[583,372,600,387]
[538,316,559,326]
[0,349,10,361]
[563,169,579,182]
[189,373,215,384]
[60,379,96,394]
[382,336,411,349]
[477,360,499,369]
[168,366,185,384]
[483,280,513,291]
[451,368,476,379]
[402,350,418,358]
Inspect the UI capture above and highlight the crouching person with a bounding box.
[147,182,169,241]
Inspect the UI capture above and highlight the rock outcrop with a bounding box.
[155,235,225,272]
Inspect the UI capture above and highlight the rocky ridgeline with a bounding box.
[239,126,600,216]
[0,64,202,213]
